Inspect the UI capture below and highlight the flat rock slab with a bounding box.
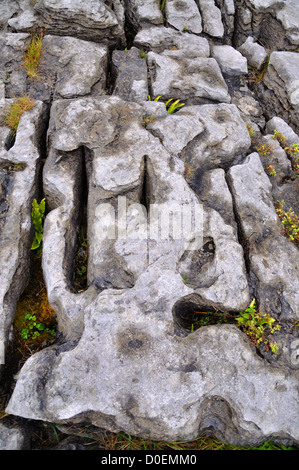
[165,0,202,34]
[34,0,126,46]
[147,52,231,104]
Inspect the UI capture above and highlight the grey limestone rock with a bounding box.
[147,52,231,104]
[134,25,210,58]
[196,0,224,38]
[238,36,268,70]
[264,52,299,134]
[235,0,299,50]
[165,0,202,34]
[123,0,163,31]
[0,422,30,450]
[0,0,299,450]
[33,0,126,47]
[0,34,109,104]
[227,152,299,320]
[111,47,148,102]
[211,45,248,77]
[0,100,47,372]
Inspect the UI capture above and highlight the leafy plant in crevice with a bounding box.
[165,98,185,114]
[275,200,299,247]
[147,95,185,113]
[248,55,270,85]
[147,95,161,102]
[31,197,46,253]
[272,130,299,177]
[236,299,281,354]
[21,313,55,341]
[12,254,57,359]
[246,124,277,177]
[159,0,166,11]
[184,299,281,355]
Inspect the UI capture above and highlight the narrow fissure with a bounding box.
[224,171,259,305]
[71,147,89,293]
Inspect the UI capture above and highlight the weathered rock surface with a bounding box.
[264,52,299,133]
[0,0,299,450]
[228,152,299,320]
[148,52,231,103]
[165,0,202,34]
[238,36,268,70]
[0,100,47,370]
[34,0,126,46]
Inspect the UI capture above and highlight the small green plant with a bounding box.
[266,163,277,176]
[236,299,281,354]
[272,130,299,177]
[275,200,299,246]
[256,143,274,157]
[21,313,55,340]
[24,28,43,79]
[190,311,231,331]
[147,95,161,102]
[159,0,166,10]
[142,115,156,127]
[147,95,185,113]
[140,50,147,59]
[181,274,189,284]
[4,95,35,136]
[165,98,185,114]
[31,198,46,252]
[248,55,269,84]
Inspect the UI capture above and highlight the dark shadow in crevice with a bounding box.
[172,294,237,337]
[71,147,89,293]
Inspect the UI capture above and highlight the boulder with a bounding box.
[264,52,299,134]
[238,36,268,70]
[165,0,202,34]
[211,45,248,77]
[147,53,231,104]
[33,0,126,46]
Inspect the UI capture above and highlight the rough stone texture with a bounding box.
[211,45,248,77]
[5,321,299,445]
[111,47,148,102]
[264,52,299,133]
[165,0,202,34]
[33,0,126,47]
[196,0,224,38]
[0,34,108,104]
[234,0,299,50]
[227,153,299,320]
[238,36,268,70]
[0,101,47,370]
[0,422,30,450]
[123,0,163,31]
[147,52,231,104]
[0,0,299,450]
[134,26,210,58]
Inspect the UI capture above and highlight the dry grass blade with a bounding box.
[24,28,44,79]
[4,95,35,136]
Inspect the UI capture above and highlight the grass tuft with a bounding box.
[4,95,35,136]
[24,28,43,79]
